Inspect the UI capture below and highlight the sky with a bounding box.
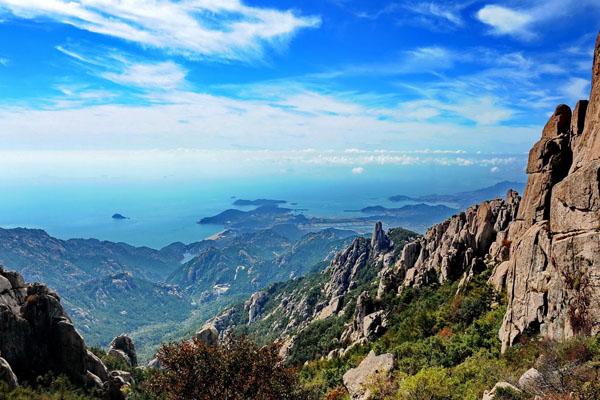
[0,0,599,183]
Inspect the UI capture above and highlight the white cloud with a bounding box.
[55,46,188,90]
[407,2,464,27]
[0,148,525,183]
[490,166,500,173]
[103,62,186,90]
[476,5,534,39]
[476,1,600,40]
[561,77,590,101]
[0,89,539,154]
[0,0,320,61]
[352,1,466,31]
[0,57,8,66]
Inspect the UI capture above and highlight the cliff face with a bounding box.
[0,267,108,387]
[494,33,600,351]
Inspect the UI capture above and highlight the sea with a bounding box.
[0,164,526,249]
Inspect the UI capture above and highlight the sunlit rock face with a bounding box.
[495,32,600,351]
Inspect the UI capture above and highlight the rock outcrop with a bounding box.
[245,291,268,323]
[482,382,522,400]
[108,335,137,368]
[0,357,18,389]
[195,324,219,346]
[495,33,600,351]
[0,267,108,387]
[377,191,520,297]
[343,350,394,400]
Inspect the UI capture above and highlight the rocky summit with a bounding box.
[491,33,600,352]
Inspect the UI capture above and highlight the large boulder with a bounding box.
[518,368,546,395]
[343,350,394,400]
[108,335,137,368]
[195,324,219,346]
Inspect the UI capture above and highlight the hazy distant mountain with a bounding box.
[0,227,192,292]
[389,180,525,209]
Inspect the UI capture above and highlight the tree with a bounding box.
[146,335,311,400]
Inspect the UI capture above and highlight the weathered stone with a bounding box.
[104,370,134,400]
[499,223,553,351]
[0,267,109,387]
[518,368,546,395]
[362,311,387,340]
[107,349,132,368]
[343,351,394,400]
[550,160,600,233]
[245,291,268,323]
[341,291,375,344]
[0,357,18,389]
[315,295,344,320]
[195,324,219,346]
[498,33,600,349]
[489,261,510,292]
[392,193,520,290]
[324,237,371,299]
[84,371,103,390]
[371,221,391,254]
[570,100,589,153]
[86,350,108,381]
[571,33,600,172]
[108,335,137,367]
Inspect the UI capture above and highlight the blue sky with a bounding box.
[0,0,599,182]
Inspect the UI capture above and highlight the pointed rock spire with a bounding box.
[371,221,390,253]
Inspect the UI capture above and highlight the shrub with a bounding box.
[395,367,455,400]
[145,335,310,400]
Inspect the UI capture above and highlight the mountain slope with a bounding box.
[0,227,191,292]
[64,272,192,347]
[168,228,355,300]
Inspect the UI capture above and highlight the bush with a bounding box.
[0,374,99,400]
[395,367,455,400]
[145,335,311,400]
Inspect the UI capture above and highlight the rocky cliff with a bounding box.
[0,266,108,387]
[0,266,141,399]
[490,33,600,351]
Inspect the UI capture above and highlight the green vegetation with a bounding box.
[299,267,600,400]
[0,374,100,400]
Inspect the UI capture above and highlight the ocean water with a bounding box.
[0,164,526,249]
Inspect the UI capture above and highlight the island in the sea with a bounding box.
[232,198,287,206]
[389,180,525,208]
[112,213,128,220]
